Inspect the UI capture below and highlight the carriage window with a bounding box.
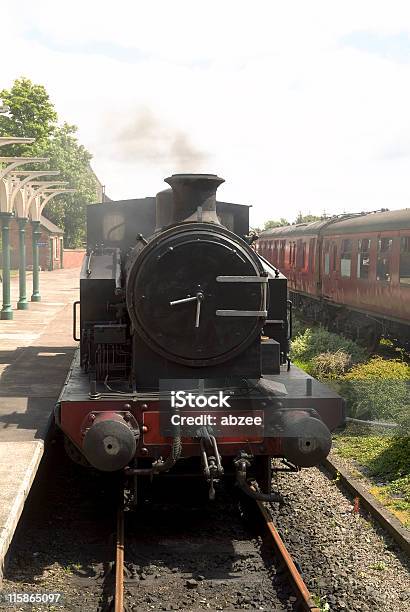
[324,241,330,275]
[296,240,301,268]
[279,240,286,266]
[273,240,279,264]
[376,238,393,282]
[357,239,370,279]
[341,240,352,277]
[332,243,337,272]
[309,238,316,271]
[400,237,410,285]
[289,241,296,267]
[296,240,306,269]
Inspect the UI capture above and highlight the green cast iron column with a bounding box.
[31,220,41,302]
[17,217,28,310]
[0,212,13,320]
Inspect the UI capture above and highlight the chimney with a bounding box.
[163,173,224,225]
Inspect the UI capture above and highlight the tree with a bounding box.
[0,77,57,156]
[0,77,99,247]
[295,211,322,224]
[263,218,290,230]
[36,123,98,247]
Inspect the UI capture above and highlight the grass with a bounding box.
[312,594,330,611]
[333,435,410,527]
[291,314,410,527]
[370,561,387,571]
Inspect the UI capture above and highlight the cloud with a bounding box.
[1,1,410,224]
[25,29,152,63]
[342,31,410,63]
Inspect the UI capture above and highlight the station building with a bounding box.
[0,215,85,271]
[6,215,63,270]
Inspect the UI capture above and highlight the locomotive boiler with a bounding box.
[56,174,344,501]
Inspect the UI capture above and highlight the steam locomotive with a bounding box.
[55,174,344,501]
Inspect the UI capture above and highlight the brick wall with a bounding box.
[63,249,85,268]
[0,220,85,271]
[0,219,63,271]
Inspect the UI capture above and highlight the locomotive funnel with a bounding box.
[83,413,138,472]
[164,173,224,225]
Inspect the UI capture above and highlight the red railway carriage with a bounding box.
[257,209,410,345]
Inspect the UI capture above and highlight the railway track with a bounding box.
[322,456,410,557]
[3,442,409,611]
[109,483,320,612]
[114,503,124,612]
[255,501,320,612]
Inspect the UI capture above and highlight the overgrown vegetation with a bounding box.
[290,324,409,426]
[341,358,410,426]
[291,326,367,365]
[335,435,410,526]
[310,350,352,380]
[291,316,410,525]
[0,77,99,247]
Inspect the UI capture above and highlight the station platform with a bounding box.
[0,267,80,578]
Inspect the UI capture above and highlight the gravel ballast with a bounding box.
[269,462,410,611]
[2,440,410,611]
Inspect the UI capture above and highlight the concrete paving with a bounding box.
[0,267,80,577]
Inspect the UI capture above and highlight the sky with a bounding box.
[1,1,410,227]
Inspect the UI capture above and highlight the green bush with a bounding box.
[309,350,351,379]
[341,358,410,425]
[345,357,410,381]
[290,315,310,339]
[290,327,367,364]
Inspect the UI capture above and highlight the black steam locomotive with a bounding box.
[56,174,344,501]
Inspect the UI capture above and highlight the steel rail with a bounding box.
[322,457,410,557]
[114,503,125,612]
[256,501,320,612]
